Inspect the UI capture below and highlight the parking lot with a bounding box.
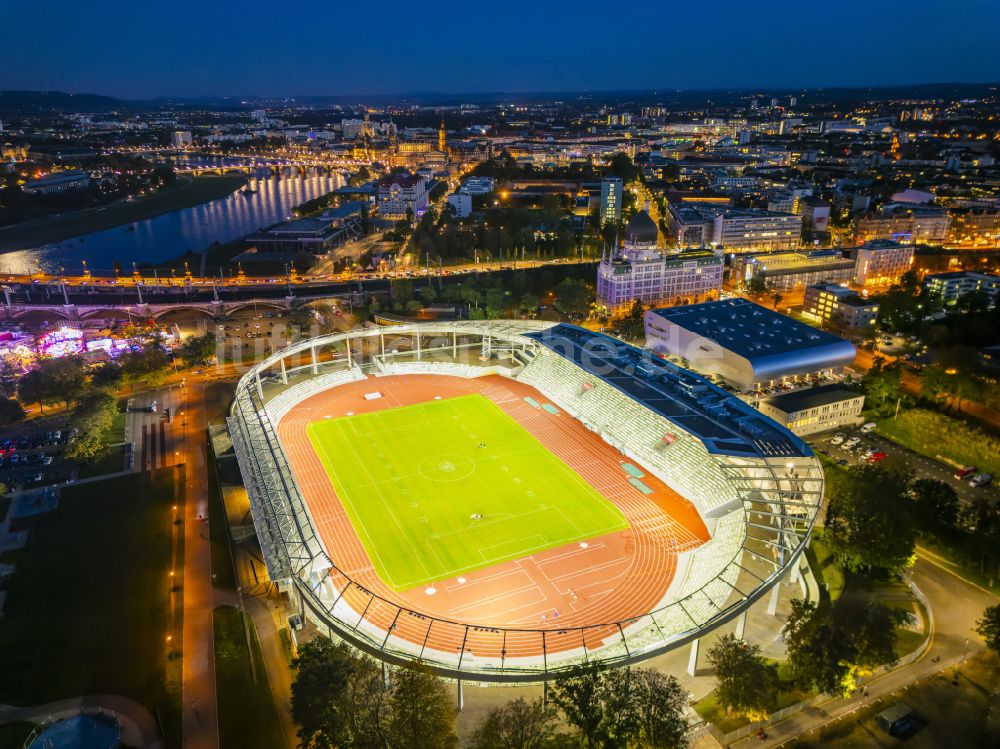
[0,424,74,490]
[812,425,999,506]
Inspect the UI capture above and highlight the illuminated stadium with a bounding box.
[228,321,824,682]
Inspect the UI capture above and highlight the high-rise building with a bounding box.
[596,211,722,317]
[852,240,915,286]
[803,283,880,329]
[171,130,193,148]
[599,176,623,226]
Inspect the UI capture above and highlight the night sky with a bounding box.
[4,0,1000,98]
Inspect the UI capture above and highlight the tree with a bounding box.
[90,362,124,393]
[615,300,646,341]
[629,668,689,749]
[290,639,356,749]
[908,477,959,530]
[549,663,607,748]
[783,599,854,696]
[17,356,86,413]
[0,397,25,429]
[824,464,916,573]
[178,332,219,367]
[120,341,171,388]
[347,654,391,749]
[707,634,779,719]
[976,604,1000,653]
[388,664,457,749]
[863,359,903,414]
[64,391,117,461]
[553,277,592,317]
[469,698,559,749]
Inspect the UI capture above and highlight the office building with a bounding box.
[644,298,856,390]
[376,171,428,222]
[803,283,880,329]
[459,176,495,196]
[171,130,193,148]
[923,271,1000,307]
[245,201,365,255]
[599,176,623,226]
[711,209,803,252]
[853,204,950,245]
[853,240,914,286]
[667,203,718,247]
[596,212,722,317]
[730,249,855,291]
[759,385,865,436]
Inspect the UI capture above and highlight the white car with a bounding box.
[970,474,993,488]
[829,435,845,446]
[860,422,877,433]
[843,437,862,449]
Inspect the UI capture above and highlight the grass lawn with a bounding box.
[694,665,814,733]
[876,408,1000,477]
[307,393,628,590]
[0,469,183,748]
[807,530,846,602]
[213,606,286,749]
[0,176,246,252]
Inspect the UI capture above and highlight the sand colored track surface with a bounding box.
[277,373,710,659]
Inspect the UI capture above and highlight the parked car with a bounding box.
[860,422,877,433]
[954,466,977,480]
[843,437,862,449]
[866,452,887,463]
[970,474,993,488]
[829,435,845,446]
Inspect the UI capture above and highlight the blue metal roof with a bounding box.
[525,324,812,459]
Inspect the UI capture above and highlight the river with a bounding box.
[0,167,345,276]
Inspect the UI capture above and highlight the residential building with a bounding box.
[803,283,880,329]
[852,240,914,286]
[796,197,831,233]
[923,271,1000,307]
[21,169,91,195]
[947,207,1000,248]
[446,193,472,218]
[711,209,803,252]
[852,204,950,245]
[759,385,865,436]
[596,212,723,316]
[730,249,855,291]
[644,298,856,390]
[171,130,193,148]
[376,171,428,222]
[599,176,623,226]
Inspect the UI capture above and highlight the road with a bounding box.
[729,550,997,748]
[179,381,219,749]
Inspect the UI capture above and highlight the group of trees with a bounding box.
[783,597,911,697]
[374,272,594,322]
[291,638,458,749]
[706,635,779,719]
[292,641,690,749]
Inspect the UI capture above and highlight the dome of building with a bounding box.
[624,210,658,246]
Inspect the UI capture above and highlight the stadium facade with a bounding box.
[228,320,823,682]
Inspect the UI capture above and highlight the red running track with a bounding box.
[277,373,709,659]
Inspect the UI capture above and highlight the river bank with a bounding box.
[0,175,247,253]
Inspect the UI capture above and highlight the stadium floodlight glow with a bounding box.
[228,320,823,682]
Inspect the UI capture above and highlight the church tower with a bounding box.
[438,119,447,153]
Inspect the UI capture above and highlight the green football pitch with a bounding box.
[306,393,628,591]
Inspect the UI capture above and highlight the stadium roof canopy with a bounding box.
[526,324,811,459]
